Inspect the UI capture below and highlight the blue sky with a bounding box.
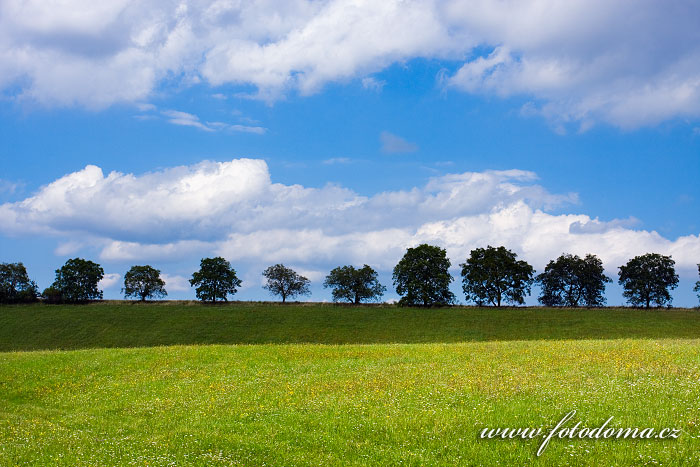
[1,1,699,305]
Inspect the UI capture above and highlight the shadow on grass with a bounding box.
[1,302,700,351]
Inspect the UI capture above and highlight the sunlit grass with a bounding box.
[1,303,700,465]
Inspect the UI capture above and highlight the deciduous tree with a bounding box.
[393,244,455,306]
[51,258,104,303]
[537,254,611,307]
[461,246,534,307]
[123,265,167,301]
[323,265,386,303]
[262,264,311,303]
[618,253,678,308]
[695,264,700,304]
[190,257,242,303]
[0,262,38,303]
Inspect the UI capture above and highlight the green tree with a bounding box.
[460,245,534,307]
[323,264,386,304]
[695,264,700,304]
[0,262,39,303]
[190,257,242,303]
[51,258,104,303]
[618,253,679,308]
[123,265,167,301]
[537,253,611,307]
[262,264,311,303]
[41,286,63,304]
[393,244,455,306]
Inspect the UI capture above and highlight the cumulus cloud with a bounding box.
[98,273,121,290]
[3,0,699,127]
[161,274,190,292]
[380,131,419,154]
[1,158,699,278]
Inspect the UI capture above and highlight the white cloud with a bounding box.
[98,273,121,290]
[228,124,266,135]
[161,273,190,292]
[380,131,418,154]
[162,110,214,131]
[1,158,699,278]
[3,1,698,127]
[443,1,700,128]
[54,240,86,256]
[161,109,266,134]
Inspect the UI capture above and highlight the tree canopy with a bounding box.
[618,253,679,308]
[537,253,611,307]
[323,264,386,303]
[190,257,242,303]
[695,264,700,304]
[51,258,104,303]
[262,264,311,303]
[393,244,455,306]
[460,245,534,307]
[0,262,39,304]
[123,265,167,301]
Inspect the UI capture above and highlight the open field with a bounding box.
[2,302,700,351]
[2,303,700,465]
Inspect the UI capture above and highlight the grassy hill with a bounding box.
[1,301,700,351]
[1,303,700,465]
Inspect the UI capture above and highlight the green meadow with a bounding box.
[1,303,700,465]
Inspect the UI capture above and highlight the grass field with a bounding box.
[1,303,700,465]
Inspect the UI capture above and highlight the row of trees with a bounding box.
[2,246,699,307]
[394,245,684,308]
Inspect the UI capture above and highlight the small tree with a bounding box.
[618,253,679,308]
[41,286,63,304]
[393,244,455,306]
[324,264,386,304]
[262,264,311,303]
[190,257,242,303]
[0,262,39,303]
[460,246,534,307]
[51,258,104,303]
[123,265,167,301]
[537,253,611,307]
[695,264,700,305]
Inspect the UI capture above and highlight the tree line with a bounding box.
[1,245,699,308]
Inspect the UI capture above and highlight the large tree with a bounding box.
[695,264,700,304]
[537,253,611,307]
[323,264,386,304]
[618,253,679,308]
[393,244,455,306]
[123,265,167,301]
[51,258,104,303]
[262,264,311,303]
[190,257,242,303]
[460,246,534,307]
[0,262,39,303]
